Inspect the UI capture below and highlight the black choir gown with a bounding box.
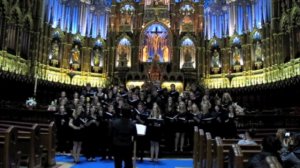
[71,116,86,142]
[54,112,69,152]
[175,112,188,133]
[147,118,164,142]
[84,115,99,158]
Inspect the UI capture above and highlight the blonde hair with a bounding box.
[222,92,232,104]
[151,102,161,119]
[276,128,286,142]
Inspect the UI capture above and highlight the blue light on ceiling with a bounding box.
[46,0,110,39]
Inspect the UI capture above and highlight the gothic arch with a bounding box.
[180,36,196,69]
[51,27,65,42]
[179,34,197,46]
[208,36,220,48]
[0,0,9,16]
[119,3,135,25]
[23,14,33,30]
[116,33,132,45]
[250,29,262,43]
[141,21,172,41]
[120,3,135,10]
[116,35,132,67]
[179,3,195,32]
[179,3,195,16]
[229,32,241,46]
[9,6,22,23]
[280,12,290,32]
[291,5,300,26]
[92,37,106,48]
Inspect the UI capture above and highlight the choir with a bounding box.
[53,82,238,163]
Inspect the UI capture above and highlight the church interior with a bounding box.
[0,0,300,167]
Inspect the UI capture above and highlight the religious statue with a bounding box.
[93,48,103,67]
[182,48,194,68]
[143,46,149,62]
[153,0,163,6]
[70,45,80,69]
[233,46,241,65]
[118,47,128,67]
[255,41,263,62]
[162,45,169,62]
[51,40,59,61]
[212,49,220,67]
[121,11,132,25]
[124,13,131,25]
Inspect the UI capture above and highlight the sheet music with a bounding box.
[121,93,128,97]
[136,124,147,136]
[178,117,186,121]
[80,118,87,124]
[105,112,113,116]
[166,114,178,120]
[134,108,141,115]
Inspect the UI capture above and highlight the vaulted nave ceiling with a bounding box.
[45,0,270,39]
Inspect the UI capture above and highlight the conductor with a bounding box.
[110,104,137,168]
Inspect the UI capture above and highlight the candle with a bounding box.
[34,76,38,96]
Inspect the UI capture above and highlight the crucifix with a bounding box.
[147,26,164,55]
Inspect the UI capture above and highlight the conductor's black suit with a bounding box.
[110,108,137,168]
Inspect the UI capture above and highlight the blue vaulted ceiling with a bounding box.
[45,0,271,40]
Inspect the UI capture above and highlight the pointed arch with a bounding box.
[280,12,289,32]
[91,37,106,68]
[291,5,300,26]
[229,33,243,68]
[9,6,22,23]
[179,3,195,32]
[20,15,32,59]
[7,6,22,55]
[116,36,132,67]
[23,14,33,30]
[0,0,9,16]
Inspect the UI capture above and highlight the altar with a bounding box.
[126,80,184,93]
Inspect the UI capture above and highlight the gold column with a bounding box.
[243,44,251,71]
[81,46,90,72]
[61,42,72,69]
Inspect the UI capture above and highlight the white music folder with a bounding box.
[135,124,147,136]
